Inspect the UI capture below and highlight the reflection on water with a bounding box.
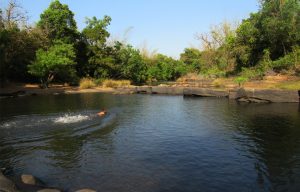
[0,94,300,192]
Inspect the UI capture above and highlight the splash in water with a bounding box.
[54,114,90,124]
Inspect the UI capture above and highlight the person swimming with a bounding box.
[97,109,107,117]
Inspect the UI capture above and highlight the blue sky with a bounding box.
[1,0,259,57]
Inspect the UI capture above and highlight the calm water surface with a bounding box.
[0,93,300,192]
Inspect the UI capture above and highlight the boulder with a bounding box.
[21,174,36,185]
[183,88,228,97]
[0,170,19,192]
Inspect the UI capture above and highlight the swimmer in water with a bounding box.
[97,109,107,117]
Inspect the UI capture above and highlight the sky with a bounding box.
[1,0,260,58]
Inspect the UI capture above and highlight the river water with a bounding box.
[0,93,300,192]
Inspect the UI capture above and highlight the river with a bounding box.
[0,93,300,192]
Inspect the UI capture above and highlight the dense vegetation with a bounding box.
[0,0,299,87]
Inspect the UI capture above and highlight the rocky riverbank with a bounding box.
[0,84,299,103]
[0,170,96,192]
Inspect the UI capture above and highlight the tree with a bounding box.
[1,0,27,29]
[234,0,300,70]
[38,0,78,43]
[81,15,112,78]
[118,45,147,84]
[82,16,111,48]
[147,54,187,81]
[28,41,76,88]
[0,1,47,85]
[180,48,202,72]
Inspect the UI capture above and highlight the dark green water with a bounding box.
[0,93,300,192]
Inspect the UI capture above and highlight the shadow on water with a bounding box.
[226,101,300,192]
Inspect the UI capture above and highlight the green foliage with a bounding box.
[2,0,300,87]
[38,0,78,43]
[234,76,248,87]
[202,67,226,78]
[234,0,300,70]
[180,48,202,72]
[147,54,187,82]
[81,16,112,78]
[82,16,111,48]
[28,41,76,87]
[118,45,147,84]
[271,46,300,71]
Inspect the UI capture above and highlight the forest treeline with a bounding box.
[0,0,299,87]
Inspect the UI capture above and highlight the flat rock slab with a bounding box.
[152,86,184,95]
[229,88,299,103]
[183,88,229,97]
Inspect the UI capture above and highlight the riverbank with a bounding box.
[0,82,299,103]
[0,170,95,192]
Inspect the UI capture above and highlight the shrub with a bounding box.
[94,78,104,86]
[234,76,248,87]
[240,67,264,80]
[271,46,300,72]
[79,78,96,89]
[202,67,226,78]
[102,79,131,88]
[176,73,202,82]
[212,78,225,88]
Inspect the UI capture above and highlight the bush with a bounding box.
[212,78,225,88]
[94,78,104,86]
[176,73,201,82]
[234,76,248,87]
[271,46,300,72]
[79,78,96,89]
[202,67,226,78]
[240,67,264,80]
[102,79,131,88]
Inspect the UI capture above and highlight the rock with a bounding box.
[237,97,270,103]
[114,87,137,94]
[21,174,44,186]
[0,170,19,192]
[75,189,97,192]
[152,86,184,95]
[21,174,35,185]
[183,88,228,97]
[37,189,61,192]
[136,86,152,94]
[229,88,299,103]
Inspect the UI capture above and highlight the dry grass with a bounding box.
[212,78,226,88]
[275,81,300,90]
[176,73,202,82]
[79,78,96,89]
[102,79,131,88]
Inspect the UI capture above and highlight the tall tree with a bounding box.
[28,40,76,88]
[38,0,78,43]
[81,15,112,78]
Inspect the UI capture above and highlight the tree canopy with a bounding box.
[0,0,299,87]
[38,0,78,43]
